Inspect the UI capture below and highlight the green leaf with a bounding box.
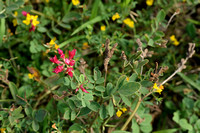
[172,111,180,123]
[69,123,82,132]
[6,4,18,12]
[186,23,196,38]
[32,120,39,132]
[15,0,25,6]
[63,108,71,120]
[179,119,193,131]
[138,59,149,68]
[52,27,61,35]
[177,72,200,91]
[96,77,104,84]
[118,82,141,96]
[87,101,100,112]
[95,86,105,92]
[68,99,76,110]
[64,77,70,86]
[94,67,102,81]
[58,23,71,29]
[156,9,166,22]
[120,94,131,106]
[71,110,76,121]
[37,26,47,33]
[148,39,154,47]
[62,12,81,23]
[78,107,91,117]
[79,74,85,83]
[71,16,105,36]
[130,51,142,62]
[131,119,140,133]
[90,0,100,20]
[107,100,114,117]
[129,73,138,82]
[35,109,47,122]
[25,106,32,116]
[0,18,6,46]
[8,82,18,100]
[153,129,178,133]
[59,35,85,48]
[99,105,107,119]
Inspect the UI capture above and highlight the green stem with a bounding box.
[120,97,141,131]
[31,10,59,24]
[0,99,15,102]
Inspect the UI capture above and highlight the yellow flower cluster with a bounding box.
[116,107,127,117]
[72,0,80,6]
[101,25,106,31]
[23,14,40,27]
[49,38,59,49]
[12,11,18,27]
[112,13,120,21]
[0,128,6,133]
[123,18,134,28]
[82,42,89,50]
[146,0,154,6]
[153,83,164,94]
[170,35,179,46]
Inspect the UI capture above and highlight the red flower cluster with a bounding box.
[50,48,76,78]
[76,84,89,93]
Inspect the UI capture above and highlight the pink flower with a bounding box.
[75,84,89,93]
[29,25,36,32]
[69,49,76,59]
[22,11,28,16]
[53,65,64,74]
[50,55,62,64]
[65,58,75,66]
[58,48,65,59]
[66,67,73,78]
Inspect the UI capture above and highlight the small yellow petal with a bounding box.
[72,0,80,6]
[126,77,129,81]
[123,18,134,28]
[121,107,127,113]
[101,25,106,31]
[116,110,122,117]
[14,11,18,17]
[146,0,154,6]
[28,73,34,79]
[54,44,59,49]
[12,19,18,27]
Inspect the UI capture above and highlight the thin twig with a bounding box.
[165,9,180,30]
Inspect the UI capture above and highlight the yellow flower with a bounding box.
[126,77,129,82]
[31,15,40,26]
[14,11,18,17]
[12,19,17,27]
[46,0,49,3]
[54,44,59,49]
[170,35,179,46]
[82,42,89,50]
[101,25,106,31]
[121,107,127,113]
[116,110,122,117]
[49,39,56,46]
[123,18,134,28]
[28,73,34,79]
[72,0,80,6]
[23,14,31,25]
[0,128,6,133]
[153,83,164,94]
[146,0,154,6]
[112,13,120,21]
[183,0,186,2]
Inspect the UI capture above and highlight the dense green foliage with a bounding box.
[0,0,200,133]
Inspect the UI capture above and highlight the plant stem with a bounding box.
[34,85,59,109]
[120,97,141,131]
[0,99,15,102]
